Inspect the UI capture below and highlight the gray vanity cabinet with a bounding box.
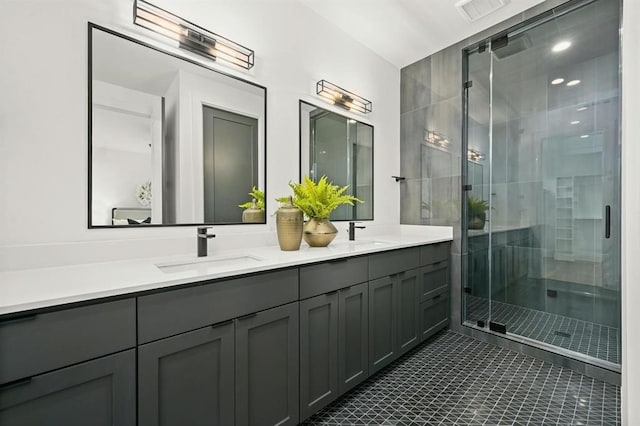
[236,302,299,426]
[396,269,421,355]
[368,275,397,374]
[138,322,235,426]
[299,281,370,421]
[337,282,369,394]
[0,298,136,426]
[368,247,421,374]
[0,349,136,426]
[419,243,450,342]
[300,292,339,420]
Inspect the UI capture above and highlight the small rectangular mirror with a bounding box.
[89,24,266,227]
[299,100,373,221]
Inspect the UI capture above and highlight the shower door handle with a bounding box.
[605,205,611,239]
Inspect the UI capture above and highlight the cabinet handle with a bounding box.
[605,205,611,239]
[212,319,233,329]
[432,294,441,300]
[328,258,348,264]
[237,313,257,321]
[0,377,32,390]
[0,314,37,326]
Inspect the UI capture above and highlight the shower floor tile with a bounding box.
[302,331,620,426]
[466,296,620,364]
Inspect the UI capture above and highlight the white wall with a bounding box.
[622,0,640,423]
[0,0,399,269]
[91,80,161,225]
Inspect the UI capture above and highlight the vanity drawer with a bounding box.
[299,256,368,299]
[0,299,136,385]
[368,247,420,280]
[420,242,450,266]
[420,261,449,302]
[137,268,298,343]
[420,287,449,342]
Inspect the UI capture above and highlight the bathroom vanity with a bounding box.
[0,234,450,425]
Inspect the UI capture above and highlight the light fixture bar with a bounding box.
[133,0,254,69]
[424,130,451,148]
[316,80,372,114]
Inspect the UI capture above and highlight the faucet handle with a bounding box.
[197,226,216,238]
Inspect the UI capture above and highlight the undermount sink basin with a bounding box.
[156,255,262,274]
[332,239,393,248]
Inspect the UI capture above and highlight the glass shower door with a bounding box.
[463,0,621,366]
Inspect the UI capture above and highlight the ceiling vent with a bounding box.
[455,0,510,22]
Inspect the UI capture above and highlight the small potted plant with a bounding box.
[467,195,489,230]
[279,175,363,247]
[238,187,265,223]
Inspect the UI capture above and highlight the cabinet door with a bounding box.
[397,269,420,356]
[138,322,234,426]
[338,282,368,395]
[368,276,397,374]
[236,303,299,426]
[300,293,338,421]
[0,349,135,426]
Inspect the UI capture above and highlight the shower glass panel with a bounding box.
[463,0,620,367]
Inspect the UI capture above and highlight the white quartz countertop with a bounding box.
[0,227,452,316]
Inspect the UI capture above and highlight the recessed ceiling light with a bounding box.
[551,78,565,85]
[571,120,580,125]
[577,106,588,111]
[580,134,589,138]
[552,41,571,52]
[567,80,581,86]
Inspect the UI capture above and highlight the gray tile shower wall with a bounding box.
[399,0,622,383]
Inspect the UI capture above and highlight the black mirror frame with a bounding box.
[87,22,267,228]
[298,99,374,222]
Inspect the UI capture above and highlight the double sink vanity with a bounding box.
[0,229,452,426]
[0,18,453,426]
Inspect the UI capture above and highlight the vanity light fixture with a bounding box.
[425,130,451,149]
[133,0,254,69]
[580,134,590,139]
[567,79,581,87]
[571,120,580,125]
[316,80,372,114]
[468,149,485,162]
[551,78,565,85]
[577,106,589,111]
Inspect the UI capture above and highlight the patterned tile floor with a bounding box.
[466,296,620,364]
[302,331,620,425]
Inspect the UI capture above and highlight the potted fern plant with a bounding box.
[467,195,490,230]
[238,187,265,223]
[279,175,363,247]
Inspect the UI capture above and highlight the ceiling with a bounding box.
[297,0,547,68]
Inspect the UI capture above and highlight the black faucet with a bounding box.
[197,226,216,257]
[348,221,366,241]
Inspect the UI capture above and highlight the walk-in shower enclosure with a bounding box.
[462,0,621,369]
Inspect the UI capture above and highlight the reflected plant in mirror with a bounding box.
[89,24,266,228]
[238,187,265,223]
[299,100,373,221]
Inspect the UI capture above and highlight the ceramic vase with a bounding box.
[276,200,303,251]
[303,218,338,247]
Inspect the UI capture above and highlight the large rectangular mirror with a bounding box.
[299,101,373,221]
[89,24,266,227]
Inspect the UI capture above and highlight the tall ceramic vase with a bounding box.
[303,218,338,247]
[242,200,265,223]
[276,198,303,251]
